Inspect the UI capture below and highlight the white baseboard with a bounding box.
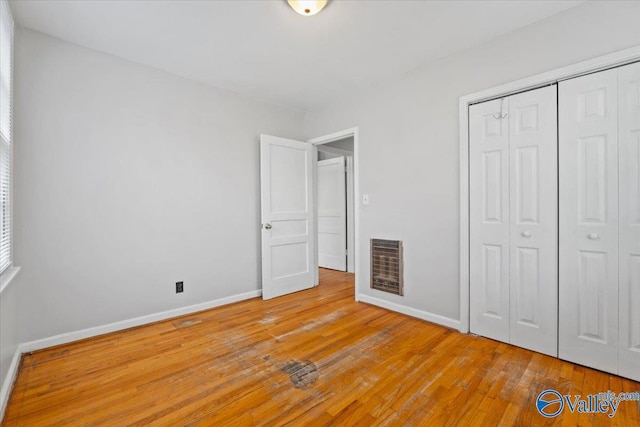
[20,289,262,353]
[357,293,461,330]
[0,347,21,422]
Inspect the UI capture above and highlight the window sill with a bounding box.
[0,266,21,295]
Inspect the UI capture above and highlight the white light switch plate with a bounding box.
[362,194,369,205]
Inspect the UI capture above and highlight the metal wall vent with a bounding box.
[370,239,403,296]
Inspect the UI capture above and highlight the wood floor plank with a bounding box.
[2,269,639,426]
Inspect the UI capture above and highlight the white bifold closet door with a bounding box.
[559,62,640,382]
[558,68,620,373]
[470,86,558,357]
[619,61,640,382]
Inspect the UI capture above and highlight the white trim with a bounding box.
[358,293,461,331]
[459,95,470,334]
[459,45,640,334]
[308,128,358,145]
[0,347,20,422]
[345,156,355,273]
[0,0,14,285]
[19,289,262,353]
[0,266,19,295]
[307,127,360,298]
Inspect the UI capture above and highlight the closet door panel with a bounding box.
[508,86,558,357]
[559,69,619,374]
[470,99,510,343]
[619,61,640,382]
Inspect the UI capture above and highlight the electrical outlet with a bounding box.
[176,281,184,293]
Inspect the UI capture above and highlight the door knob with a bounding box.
[521,231,531,238]
[264,223,272,230]
[587,233,599,240]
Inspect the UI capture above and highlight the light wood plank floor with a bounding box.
[3,269,640,426]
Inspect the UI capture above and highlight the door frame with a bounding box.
[458,45,640,334]
[308,127,360,299]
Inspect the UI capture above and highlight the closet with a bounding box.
[559,61,640,381]
[469,60,640,382]
[469,85,558,357]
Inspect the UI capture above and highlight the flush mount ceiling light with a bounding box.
[287,0,328,16]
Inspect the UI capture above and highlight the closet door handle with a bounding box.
[587,233,599,240]
[521,231,531,238]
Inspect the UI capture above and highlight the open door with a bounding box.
[318,156,347,271]
[260,134,316,299]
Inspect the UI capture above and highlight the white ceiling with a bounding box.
[10,0,582,111]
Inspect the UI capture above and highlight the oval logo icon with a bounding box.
[536,389,564,418]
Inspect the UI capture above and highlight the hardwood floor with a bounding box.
[3,269,639,426]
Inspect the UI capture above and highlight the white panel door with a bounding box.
[470,98,510,343]
[559,69,619,374]
[618,62,640,382]
[318,156,347,271]
[508,86,558,357]
[260,134,316,300]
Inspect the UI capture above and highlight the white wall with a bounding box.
[9,1,640,347]
[13,29,304,343]
[304,1,640,323]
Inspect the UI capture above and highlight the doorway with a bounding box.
[316,138,354,273]
[308,128,360,298]
[258,128,360,300]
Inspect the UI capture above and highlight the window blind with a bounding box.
[0,0,13,275]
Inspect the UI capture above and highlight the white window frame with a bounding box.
[0,0,18,294]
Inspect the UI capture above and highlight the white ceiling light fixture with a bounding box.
[287,0,328,17]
